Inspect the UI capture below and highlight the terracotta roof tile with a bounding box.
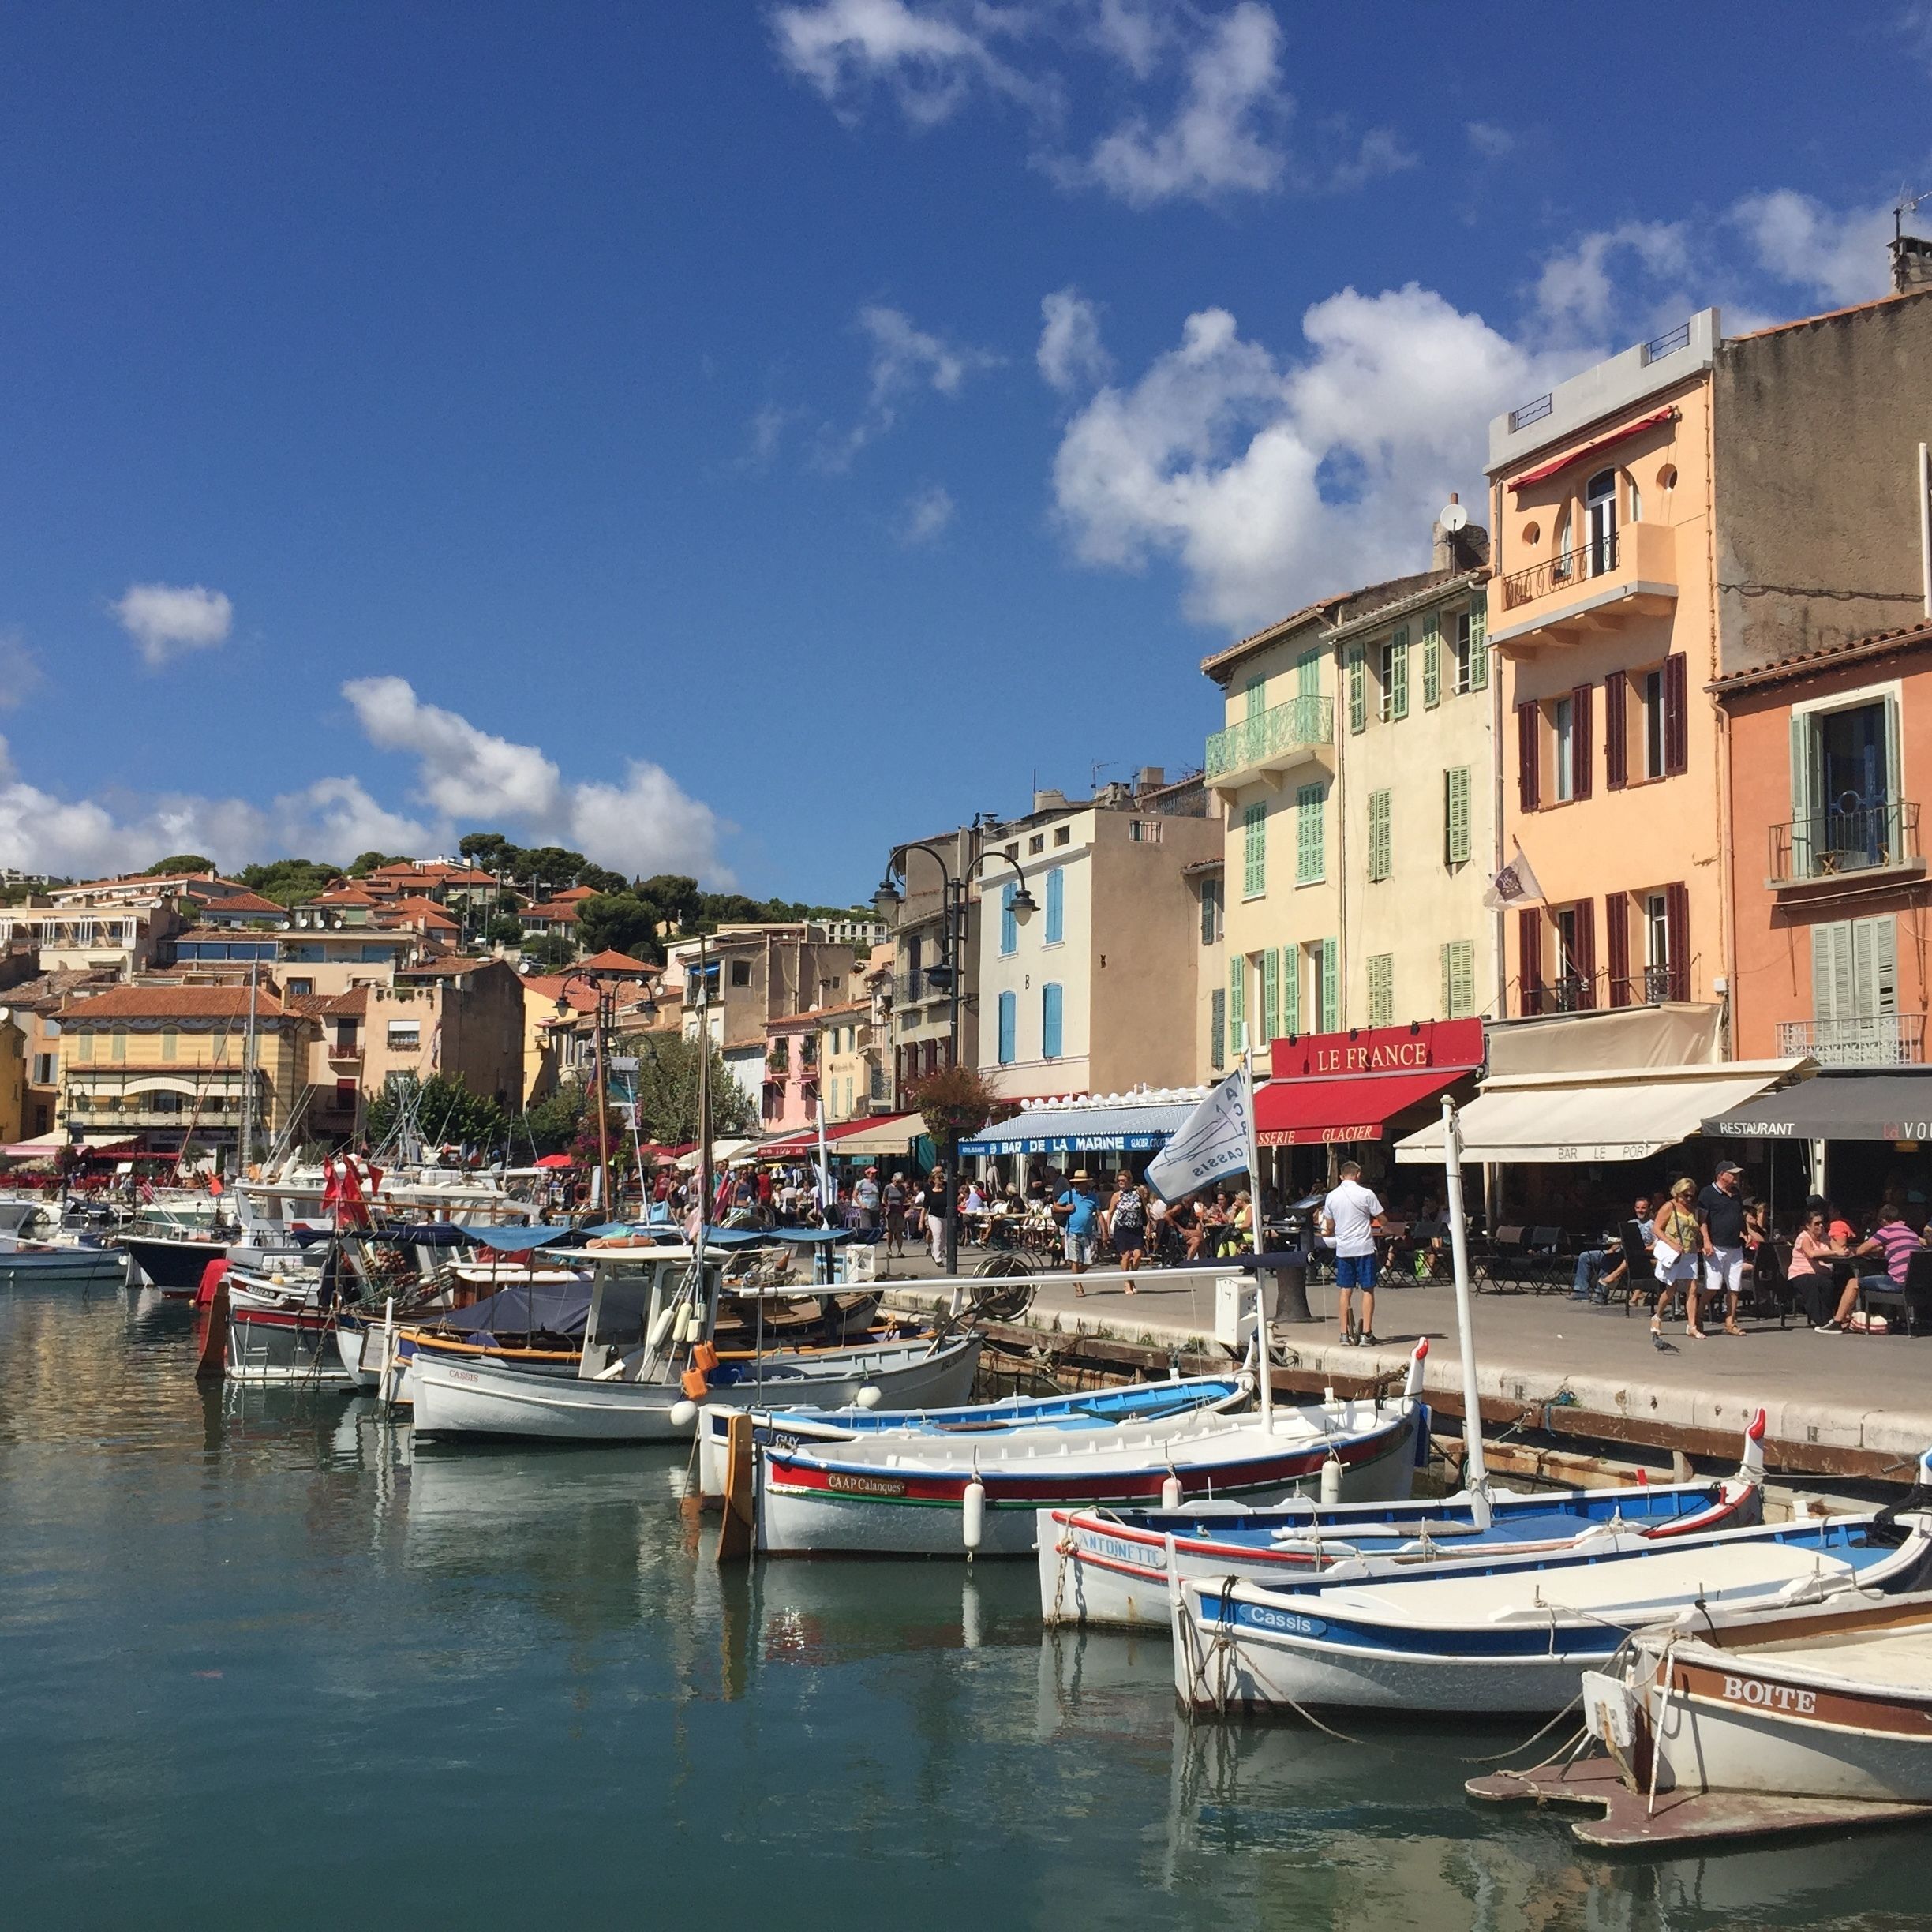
[578,948,656,973]
[59,985,289,1020]
[1710,617,1932,695]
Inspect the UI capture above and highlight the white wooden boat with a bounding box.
[1604,1582,1932,1804]
[752,1343,1428,1559]
[1172,1497,1932,1718]
[1041,1412,1769,1628]
[0,1233,130,1287]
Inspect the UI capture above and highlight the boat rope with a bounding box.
[1050,1533,1073,1627]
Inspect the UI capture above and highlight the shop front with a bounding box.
[958,1090,1204,1189]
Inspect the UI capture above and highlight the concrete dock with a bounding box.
[871,1251,1932,1484]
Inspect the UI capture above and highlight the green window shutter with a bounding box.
[1296,649,1320,698]
[1789,713,1814,876]
[1242,801,1267,897]
[1229,955,1246,1051]
[1245,675,1266,723]
[1281,945,1299,1035]
[1367,788,1391,882]
[1320,938,1340,1031]
[1368,953,1393,1027]
[1440,942,1454,1020]
[1469,597,1488,691]
[1346,642,1366,734]
[1445,766,1471,867]
[1390,628,1410,721]
[1260,945,1279,1042]
[1296,783,1325,883]
[1210,987,1226,1071]
[1440,939,1475,1020]
[1422,615,1440,709]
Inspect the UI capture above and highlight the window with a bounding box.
[76,1032,93,1062]
[1295,784,1325,883]
[1440,940,1475,1020]
[1380,628,1410,721]
[1129,819,1162,843]
[1199,875,1223,945]
[1346,642,1366,734]
[1041,983,1063,1061]
[111,1027,126,1063]
[1043,867,1065,944]
[1241,802,1267,898]
[999,882,1018,955]
[286,979,313,998]
[1296,648,1320,698]
[1444,766,1472,867]
[1261,946,1279,1041]
[996,990,1017,1065]
[32,1054,55,1086]
[387,1021,421,1050]
[1642,668,1666,779]
[1466,599,1488,691]
[161,1028,177,1063]
[1054,825,1071,846]
[1028,833,1044,855]
[1791,693,1902,879]
[1367,953,1394,1027]
[1367,789,1391,882]
[1586,468,1617,575]
[1421,615,1440,709]
[1209,987,1226,1072]
[1551,696,1575,802]
[730,959,752,987]
[1811,915,1900,1057]
[1451,612,1472,694]
[1229,957,1246,1053]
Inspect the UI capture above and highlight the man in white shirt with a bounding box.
[1321,1160,1386,1347]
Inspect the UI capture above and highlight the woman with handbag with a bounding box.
[1651,1177,1702,1343]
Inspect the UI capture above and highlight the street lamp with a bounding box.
[556,975,619,1219]
[877,835,1035,1276]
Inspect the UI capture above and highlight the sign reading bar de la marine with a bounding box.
[1253,1019,1485,1148]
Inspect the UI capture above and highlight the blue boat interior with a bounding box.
[758,1376,1244,1434]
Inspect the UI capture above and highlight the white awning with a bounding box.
[960,1095,1203,1155]
[1393,1058,1807,1165]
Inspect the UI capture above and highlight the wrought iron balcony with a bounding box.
[1204,694,1334,791]
[1769,799,1921,888]
[1777,1013,1928,1068]
[1490,522,1677,648]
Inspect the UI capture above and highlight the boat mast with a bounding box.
[238,960,260,1179]
[1440,1094,1489,1517]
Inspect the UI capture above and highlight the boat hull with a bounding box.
[411,1335,983,1443]
[121,1234,234,1291]
[226,1302,351,1384]
[0,1247,129,1287]
[758,1404,1421,1559]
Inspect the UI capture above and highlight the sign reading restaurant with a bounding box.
[1255,1020,1485,1148]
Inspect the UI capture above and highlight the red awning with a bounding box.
[1253,1067,1466,1148]
[757,1115,904,1158]
[1508,408,1675,492]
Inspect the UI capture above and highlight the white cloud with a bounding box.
[1465,120,1514,159]
[1050,287,1569,631]
[900,482,957,544]
[820,303,1003,466]
[0,632,46,710]
[1322,125,1415,195]
[1074,2,1287,205]
[1532,220,1690,336]
[1038,286,1112,392]
[1733,189,1896,307]
[110,582,234,668]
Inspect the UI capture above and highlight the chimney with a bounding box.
[1133,766,1165,796]
[1032,788,1069,814]
[1893,232,1932,294]
[1431,492,1490,573]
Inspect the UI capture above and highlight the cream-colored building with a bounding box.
[815,996,888,1121]
[974,776,1221,1103]
[0,897,182,977]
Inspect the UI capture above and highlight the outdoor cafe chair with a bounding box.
[1859,1249,1932,1337]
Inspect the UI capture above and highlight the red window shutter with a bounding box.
[1605,893,1630,1007]
[1516,700,1540,814]
[1604,672,1627,791]
[1664,881,1690,1000]
[1571,683,1593,800]
[1663,653,1688,776]
[1518,908,1544,1013]
[1571,897,1596,1006]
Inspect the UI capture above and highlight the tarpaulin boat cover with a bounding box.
[453,1224,577,1252]
[423,1281,590,1339]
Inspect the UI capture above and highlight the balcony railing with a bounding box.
[1204,694,1334,782]
[327,1042,362,1064]
[1769,799,1920,886]
[1500,535,1619,610]
[1519,963,1687,1017]
[1777,1013,1928,1068]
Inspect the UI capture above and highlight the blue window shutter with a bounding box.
[1041,983,1063,1060]
[1045,867,1064,944]
[1000,882,1017,955]
[997,990,1016,1063]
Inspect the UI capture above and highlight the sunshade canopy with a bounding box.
[1255,1066,1467,1147]
[1700,1071,1932,1143]
[1394,1058,1805,1165]
[960,1097,1198,1156]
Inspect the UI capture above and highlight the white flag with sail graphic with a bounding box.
[1146,1067,1252,1202]
[1482,842,1546,911]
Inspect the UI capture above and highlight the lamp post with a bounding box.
[556,974,657,1219]
[874,840,1036,1276]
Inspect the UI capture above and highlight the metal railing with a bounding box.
[1509,392,1554,432]
[1204,694,1334,781]
[1642,320,1691,363]
[1499,534,1619,609]
[1520,964,1690,1016]
[1769,799,1919,885]
[1521,974,1597,1017]
[1777,1013,1928,1068]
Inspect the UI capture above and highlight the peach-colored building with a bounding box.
[1718,621,1932,1065]
[1489,313,1720,1020]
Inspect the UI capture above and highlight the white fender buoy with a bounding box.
[963,1477,986,1553]
[1160,1474,1183,1511]
[1320,1452,1343,1507]
[668,1399,698,1428]
[856,1386,882,1410]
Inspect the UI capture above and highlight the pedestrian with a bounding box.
[854,1166,882,1237]
[922,1168,948,1264]
[1650,1180,1701,1343]
[1108,1170,1148,1286]
[883,1171,908,1256]
[1320,1160,1384,1346]
[1054,1170,1103,1293]
[1695,1161,1749,1339]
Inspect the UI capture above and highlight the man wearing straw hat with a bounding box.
[1054,1170,1103,1295]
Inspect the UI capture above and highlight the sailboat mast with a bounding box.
[238,960,260,1178]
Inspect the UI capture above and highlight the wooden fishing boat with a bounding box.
[1172,1497,1932,1718]
[0,1234,130,1288]
[1041,1412,1768,1628]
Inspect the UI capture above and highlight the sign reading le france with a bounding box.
[1147,1068,1251,1202]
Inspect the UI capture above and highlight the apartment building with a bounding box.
[878,824,984,1106]
[169,925,418,998]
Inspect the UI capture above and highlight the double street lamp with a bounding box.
[555,973,657,1220]
[873,840,1036,1275]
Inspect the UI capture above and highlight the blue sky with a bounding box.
[2,1,1927,900]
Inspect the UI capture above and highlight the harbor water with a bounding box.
[1,1283,1922,1931]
